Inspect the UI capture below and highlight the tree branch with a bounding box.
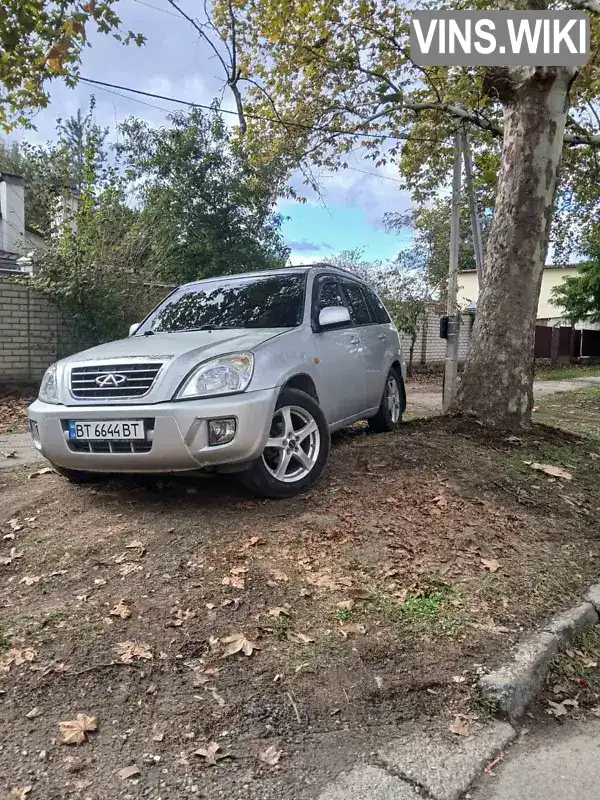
[572,0,600,14]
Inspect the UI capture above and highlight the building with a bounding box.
[0,172,46,271]
[457,264,581,326]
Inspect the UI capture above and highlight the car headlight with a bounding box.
[39,363,58,404]
[175,353,254,399]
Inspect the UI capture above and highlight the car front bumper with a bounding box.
[28,388,279,473]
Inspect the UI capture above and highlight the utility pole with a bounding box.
[443,130,462,413]
[461,129,484,289]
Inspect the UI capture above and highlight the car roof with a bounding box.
[181,263,367,289]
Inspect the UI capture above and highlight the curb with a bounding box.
[478,583,600,720]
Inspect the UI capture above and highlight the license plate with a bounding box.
[68,420,145,441]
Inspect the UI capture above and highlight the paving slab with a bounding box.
[378,722,516,800]
[317,764,420,800]
[471,716,600,800]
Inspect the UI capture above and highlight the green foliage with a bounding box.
[552,258,600,325]
[25,105,290,349]
[118,108,289,284]
[0,0,144,131]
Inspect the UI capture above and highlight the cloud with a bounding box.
[287,239,333,253]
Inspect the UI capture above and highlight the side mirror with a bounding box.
[129,323,141,337]
[318,306,351,329]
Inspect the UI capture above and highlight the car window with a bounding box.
[342,281,373,325]
[138,273,306,333]
[363,286,391,324]
[316,278,345,311]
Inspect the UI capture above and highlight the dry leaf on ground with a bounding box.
[1,647,35,672]
[449,715,471,736]
[25,706,41,719]
[119,765,141,780]
[336,600,355,612]
[8,518,22,531]
[116,641,153,662]
[258,744,282,766]
[222,575,245,590]
[268,606,290,618]
[59,714,98,745]
[1,450,17,458]
[530,463,573,481]
[28,467,54,478]
[546,700,569,717]
[20,576,41,586]
[347,587,373,600]
[221,632,259,657]
[339,623,367,638]
[10,787,32,799]
[195,741,226,766]
[286,630,315,645]
[109,600,132,619]
[481,558,500,573]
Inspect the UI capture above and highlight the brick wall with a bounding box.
[398,307,474,367]
[0,275,64,382]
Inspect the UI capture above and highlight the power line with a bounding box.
[131,0,182,18]
[79,77,410,142]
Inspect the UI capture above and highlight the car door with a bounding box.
[311,274,367,424]
[341,280,394,410]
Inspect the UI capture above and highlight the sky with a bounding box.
[10,0,413,265]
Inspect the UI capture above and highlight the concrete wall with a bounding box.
[457,266,579,320]
[0,275,63,382]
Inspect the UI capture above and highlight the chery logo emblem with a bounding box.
[95,373,127,388]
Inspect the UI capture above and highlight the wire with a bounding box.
[79,76,413,142]
[131,0,183,18]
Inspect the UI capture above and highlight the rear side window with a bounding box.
[363,286,391,324]
[342,281,373,325]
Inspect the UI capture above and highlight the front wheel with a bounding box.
[368,368,404,433]
[238,388,330,499]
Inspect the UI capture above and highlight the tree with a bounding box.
[0,1,144,131]
[209,0,600,427]
[552,260,600,325]
[118,108,289,284]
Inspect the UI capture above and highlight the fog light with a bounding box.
[208,418,236,446]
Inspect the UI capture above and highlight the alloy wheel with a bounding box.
[262,405,320,483]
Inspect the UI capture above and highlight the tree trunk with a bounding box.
[455,67,575,427]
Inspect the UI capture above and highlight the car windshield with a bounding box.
[138,273,306,334]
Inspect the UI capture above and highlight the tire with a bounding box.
[51,463,103,484]
[368,367,404,433]
[238,388,330,499]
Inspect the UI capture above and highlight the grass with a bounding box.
[0,631,11,652]
[375,581,460,635]
[536,364,600,380]
[533,386,600,439]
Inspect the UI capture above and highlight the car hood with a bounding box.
[66,328,289,364]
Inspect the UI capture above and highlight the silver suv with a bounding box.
[28,265,405,498]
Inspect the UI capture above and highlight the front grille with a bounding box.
[67,440,153,454]
[70,363,163,399]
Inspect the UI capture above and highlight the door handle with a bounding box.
[378,333,387,340]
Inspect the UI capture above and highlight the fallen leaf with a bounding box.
[449,715,471,736]
[546,700,568,717]
[336,600,355,612]
[485,756,503,775]
[339,623,366,638]
[230,565,249,576]
[347,587,373,600]
[286,630,315,645]
[109,600,132,619]
[206,603,216,610]
[115,641,153,662]
[268,606,290,618]
[221,632,259,657]
[481,558,500,573]
[271,570,289,583]
[258,744,282,766]
[8,518,22,531]
[530,463,572,481]
[59,714,98,745]
[25,706,42,719]
[222,575,245,590]
[28,467,54,478]
[119,563,142,576]
[119,765,140,780]
[10,787,32,799]
[209,687,226,707]
[563,699,579,708]
[20,575,41,586]
[195,741,226,766]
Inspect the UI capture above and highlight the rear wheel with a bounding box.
[51,464,103,484]
[238,388,330,499]
[368,367,404,433]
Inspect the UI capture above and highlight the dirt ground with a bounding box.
[2,388,600,799]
